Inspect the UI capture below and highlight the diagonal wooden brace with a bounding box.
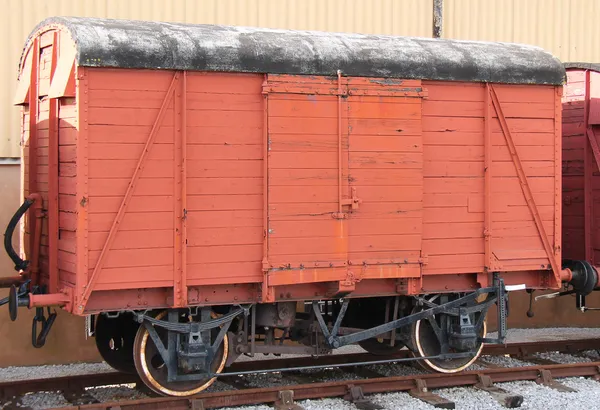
[77,72,180,313]
[488,84,561,283]
[586,127,600,172]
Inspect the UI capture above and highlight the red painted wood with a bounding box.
[562,67,600,264]
[17,29,565,312]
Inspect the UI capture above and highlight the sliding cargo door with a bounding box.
[264,74,425,297]
[264,75,349,293]
[346,78,425,284]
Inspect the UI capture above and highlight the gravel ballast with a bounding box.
[2,327,600,409]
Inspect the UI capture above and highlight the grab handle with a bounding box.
[4,197,35,272]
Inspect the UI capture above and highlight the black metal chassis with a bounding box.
[131,277,508,382]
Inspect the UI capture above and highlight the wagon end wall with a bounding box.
[563,68,600,264]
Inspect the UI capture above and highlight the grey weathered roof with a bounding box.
[565,62,600,73]
[24,16,566,85]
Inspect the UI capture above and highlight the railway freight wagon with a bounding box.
[1,17,593,396]
[560,63,600,309]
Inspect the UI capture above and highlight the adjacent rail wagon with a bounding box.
[560,63,600,309]
[2,17,595,396]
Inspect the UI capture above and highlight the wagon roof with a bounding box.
[564,62,600,73]
[25,16,565,85]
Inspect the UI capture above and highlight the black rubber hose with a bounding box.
[4,198,34,271]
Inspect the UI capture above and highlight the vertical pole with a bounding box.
[173,75,182,307]
[181,72,188,305]
[174,71,188,307]
[261,75,273,302]
[433,0,444,38]
[337,70,343,215]
[553,86,562,276]
[484,83,492,272]
[75,66,90,312]
[584,70,593,262]
[28,38,40,285]
[48,32,59,294]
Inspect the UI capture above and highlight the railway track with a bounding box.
[2,338,600,409]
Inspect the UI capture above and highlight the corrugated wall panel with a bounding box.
[3,0,600,157]
[0,0,431,158]
[445,0,600,63]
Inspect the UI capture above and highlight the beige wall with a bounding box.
[444,0,600,63]
[2,0,600,157]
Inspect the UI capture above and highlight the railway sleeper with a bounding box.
[535,369,577,393]
[475,374,524,408]
[344,385,384,410]
[409,379,455,409]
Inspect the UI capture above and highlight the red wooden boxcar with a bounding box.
[3,17,590,396]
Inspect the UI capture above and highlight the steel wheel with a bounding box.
[409,295,487,373]
[133,310,229,397]
[95,312,139,374]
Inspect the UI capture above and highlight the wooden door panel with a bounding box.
[347,88,424,278]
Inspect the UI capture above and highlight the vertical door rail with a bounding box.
[261,74,273,302]
[488,84,561,283]
[583,70,597,263]
[78,72,180,313]
[337,70,343,216]
[553,86,562,270]
[48,32,60,294]
[173,71,188,307]
[483,83,493,271]
[332,71,354,219]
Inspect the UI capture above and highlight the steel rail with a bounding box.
[54,361,600,410]
[1,338,599,400]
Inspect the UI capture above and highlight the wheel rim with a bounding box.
[133,310,229,397]
[411,295,487,373]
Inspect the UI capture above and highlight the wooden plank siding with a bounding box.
[562,69,600,264]
[77,71,560,295]
[84,69,264,289]
[86,69,176,290]
[57,98,78,286]
[562,70,587,261]
[421,81,556,275]
[21,63,564,308]
[265,75,424,287]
